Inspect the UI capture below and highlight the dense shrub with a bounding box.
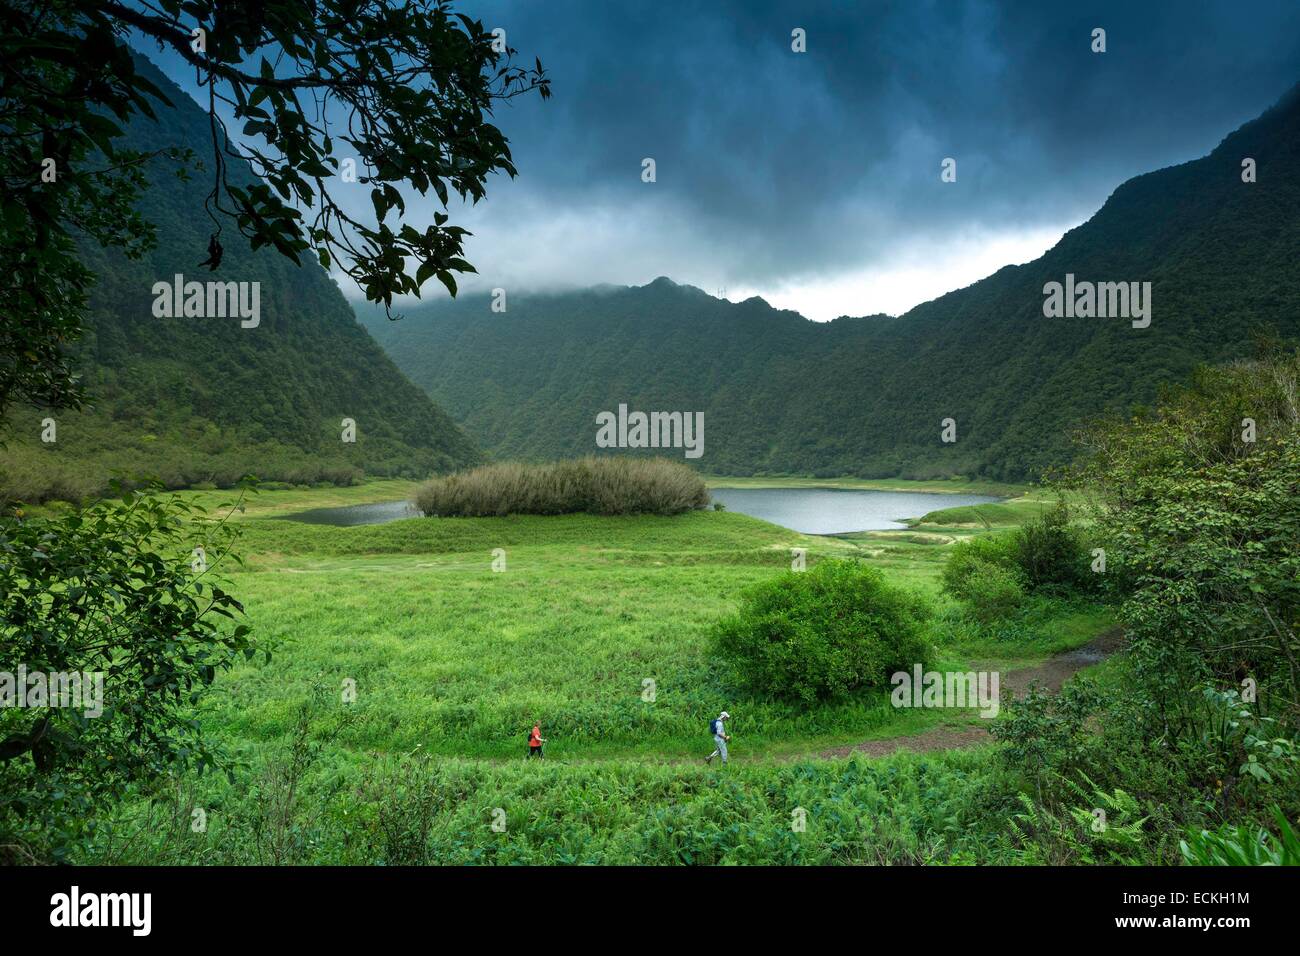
[1013,500,1090,591]
[0,487,257,862]
[940,503,1093,620]
[942,531,1029,621]
[1074,344,1300,725]
[712,559,933,703]
[959,561,1026,622]
[995,349,1300,863]
[414,456,710,517]
[941,532,1022,598]
[992,678,1300,864]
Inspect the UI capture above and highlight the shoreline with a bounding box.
[702,474,1028,496]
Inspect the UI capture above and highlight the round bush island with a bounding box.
[414,456,711,517]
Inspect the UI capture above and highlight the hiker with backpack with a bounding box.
[527,722,546,759]
[705,710,731,765]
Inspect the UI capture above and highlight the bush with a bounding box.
[712,560,933,703]
[941,502,1094,617]
[992,675,1300,864]
[1014,500,1089,591]
[0,486,257,862]
[942,532,1028,620]
[414,456,710,517]
[959,560,1026,622]
[942,532,1022,598]
[1073,345,1300,724]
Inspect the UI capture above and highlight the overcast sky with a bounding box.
[141,0,1300,320]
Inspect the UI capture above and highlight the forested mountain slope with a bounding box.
[1,53,480,501]
[360,83,1300,481]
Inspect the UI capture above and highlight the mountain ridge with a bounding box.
[358,80,1300,480]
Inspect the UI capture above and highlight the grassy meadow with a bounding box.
[192,481,1108,758]
[75,478,1123,865]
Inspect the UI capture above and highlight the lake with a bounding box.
[707,487,1002,534]
[280,487,1001,534]
[277,500,420,526]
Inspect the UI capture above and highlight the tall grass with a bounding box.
[93,746,1014,866]
[414,456,710,517]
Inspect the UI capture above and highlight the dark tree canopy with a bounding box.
[0,0,548,415]
[0,486,257,861]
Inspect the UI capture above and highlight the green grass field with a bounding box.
[92,478,1116,865]
[191,480,1107,760]
[906,487,1094,530]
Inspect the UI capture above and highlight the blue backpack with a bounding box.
[709,718,721,736]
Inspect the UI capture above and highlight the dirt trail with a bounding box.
[468,629,1123,767]
[816,627,1124,760]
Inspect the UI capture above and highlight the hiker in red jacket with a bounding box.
[528,722,546,759]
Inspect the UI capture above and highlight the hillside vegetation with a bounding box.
[0,54,479,503]
[360,83,1300,482]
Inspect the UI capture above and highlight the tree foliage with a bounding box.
[0,485,260,861]
[987,347,1300,862]
[0,0,547,416]
[1073,343,1300,728]
[1,52,484,504]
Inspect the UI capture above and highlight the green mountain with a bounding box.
[1,53,480,502]
[359,83,1300,482]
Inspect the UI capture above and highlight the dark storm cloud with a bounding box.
[139,1,1300,308]
[463,0,1300,278]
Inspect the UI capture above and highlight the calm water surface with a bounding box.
[280,487,1000,534]
[278,500,420,526]
[707,487,1002,534]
